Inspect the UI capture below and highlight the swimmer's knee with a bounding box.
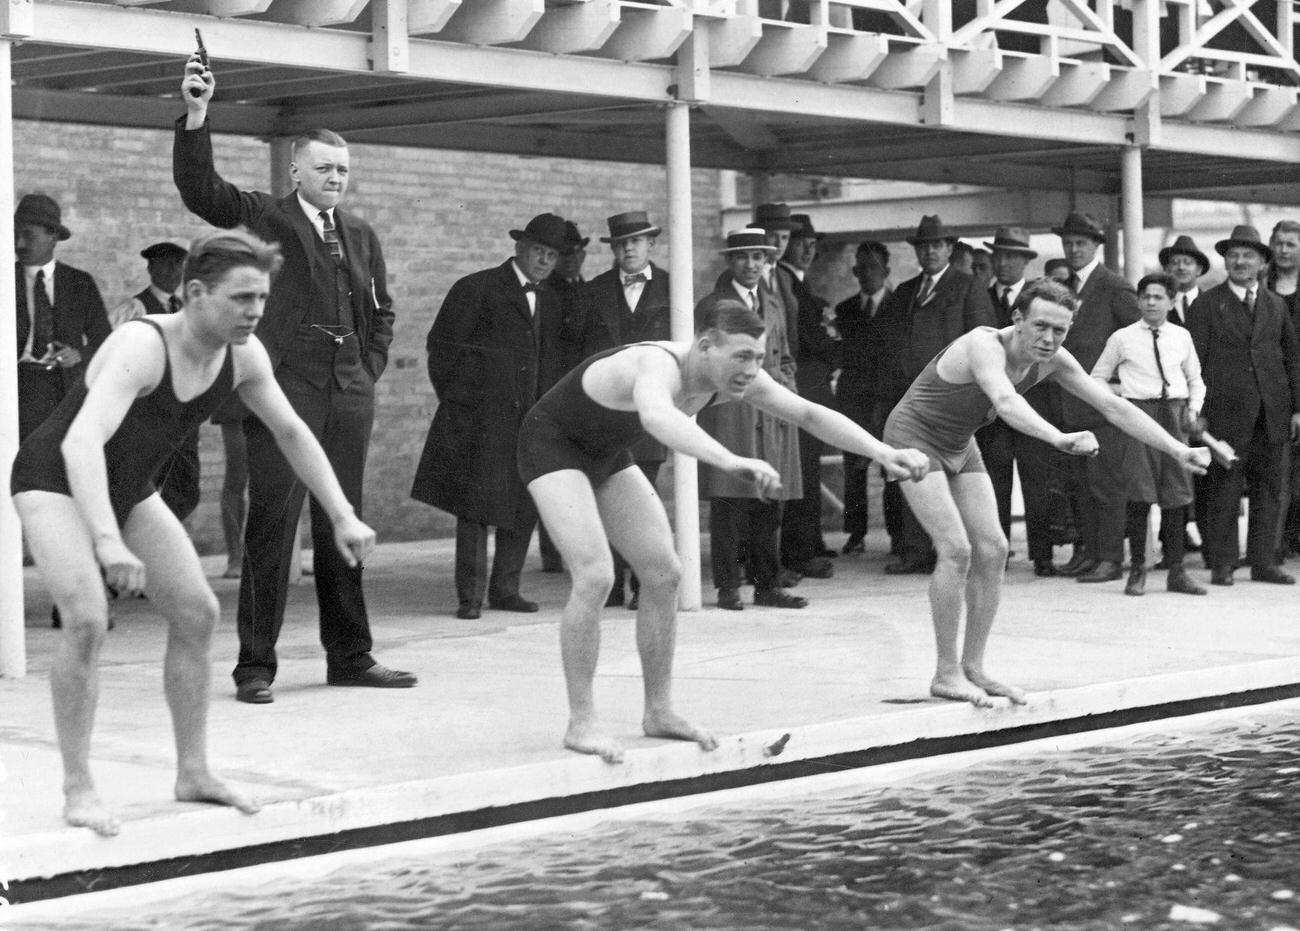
[935,539,972,573]
[571,559,615,602]
[167,589,220,642]
[637,555,682,594]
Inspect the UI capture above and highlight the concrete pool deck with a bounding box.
[2,528,1298,904]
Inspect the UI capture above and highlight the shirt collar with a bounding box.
[1228,279,1255,302]
[779,260,805,282]
[510,260,535,289]
[150,284,179,306]
[1073,255,1102,288]
[731,279,756,303]
[23,259,56,282]
[622,264,652,282]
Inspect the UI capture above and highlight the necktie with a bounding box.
[1000,287,1012,319]
[1244,288,1255,314]
[1067,271,1081,293]
[168,295,182,314]
[522,282,542,293]
[320,211,342,262]
[1151,327,1169,400]
[863,294,874,317]
[1181,294,1189,319]
[32,269,54,356]
[747,289,758,311]
[623,273,647,287]
[916,276,934,306]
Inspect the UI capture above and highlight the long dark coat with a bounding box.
[410,261,565,528]
[1059,263,1138,428]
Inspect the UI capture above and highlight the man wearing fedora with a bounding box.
[573,210,672,609]
[413,214,570,619]
[778,213,839,579]
[696,228,805,609]
[1186,225,1300,586]
[1160,235,1210,327]
[1266,220,1300,558]
[13,192,111,442]
[177,58,411,703]
[873,214,997,574]
[1052,211,1139,583]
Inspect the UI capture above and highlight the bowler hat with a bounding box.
[906,215,958,246]
[509,213,569,253]
[599,210,660,243]
[789,213,824,240]
[1052,211,1106,243]
[719,228,779,254]
[14,193,71,241]
[140,241,188,261]
[1158,235,1210,276]
[1215,225,1272,264]
[561,221,589,255]
[983,226,1037,258]
[752,202,797,232]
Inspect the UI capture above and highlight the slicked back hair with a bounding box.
[183,229,283,291]
[1013,277,1078,317]
[695,298,766,339]
[292,128,348,160]
[1136,272,1178,300]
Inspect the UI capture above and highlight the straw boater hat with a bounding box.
[1214,225,1272,264]
[509,213,569,252]
[599,210,660,243]
[789,213,825,241]
[1052,211,1106,243]
[140,242,188,261]
[719,228,779,254]
[752,202,798,232]
[1158,235,1210,276]
[906,215,958,245]
[14,193,72,240]
[983,226,1037,258]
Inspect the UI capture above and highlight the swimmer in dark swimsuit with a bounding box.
[10,231,377,836]
[883,279,1210,708]
[519,300,931,764]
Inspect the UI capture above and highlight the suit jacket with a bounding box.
[694,281,802,501]
[14,260,111,390]
[1060,264,1138,427]
[411,260,565,527]
[875,265,996,410]
[1186,282,1300,450]
[173,118,394,380]
[778,262,839,406]
[545,272,587,373]
[833,288,889,431]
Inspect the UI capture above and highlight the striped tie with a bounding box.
[320,211,342,263]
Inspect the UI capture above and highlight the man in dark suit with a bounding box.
[13,193,111,441]
[873,215,997,573]
[175,57,412,703]
[412,214,570,619]
[1160,234,1210,327]
[575,210,672,609]
[778,213,839,577]
[1052,211,1140,583]
[833,241,892,556]
[1187,225,1300,586]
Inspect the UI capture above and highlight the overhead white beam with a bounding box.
[371,0,410,74]
[512,0,621,55]
[164,0,275,15]
[437,0,543,46]
[983,54,1057,102]
[1233,85,1299,129]
[407,0,461,35]
[737,20,825,76]
[1037,60,1109,108]
[703,104,780,150]
[261,0,370,27]
[804,31,888,84]
[866,44,944,90]
[702,9,762,67]
[594,3,691,61]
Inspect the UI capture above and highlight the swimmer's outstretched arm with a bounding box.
[742,371,928,481]
[236,339,377,565]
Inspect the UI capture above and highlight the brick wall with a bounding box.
[14,120,727,554]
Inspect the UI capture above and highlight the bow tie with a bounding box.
[522,281,544,293]
[623,272,647,287]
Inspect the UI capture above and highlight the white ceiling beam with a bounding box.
[983,55,1057,102]
[1037,60,1109,108]
[803,30,888,84]
[512,0,621,54]
[1184,79,1253,123]
[702,104,781,150]
[162,0,274,15]
[736,20,825,77]
[437,0,544,45]
[1087,67,1156,112]
[593,3,691,61]
[949,47,1001,95]
[1157,71,1206,117]
[864,44,944,90]
[1233,85,1298,129]
[701,9,762,67]
[12,85,276,133]
[406,0,461,35]
[261,0,369,27]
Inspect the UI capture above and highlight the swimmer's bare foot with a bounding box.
[930,671,994,708]
[964,667,1028,705]
[64,787,120,837]
[643,709,719,752]
[175,771,260,815]
[565,718,625,764]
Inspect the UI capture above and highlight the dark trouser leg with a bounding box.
[488,520,536,603]
[1160,505,1187,568]
[897,494,934,562]
[782,429,825,566]
[538,523,562,571]
[1204,459,1245,571]
[455,519,490,607]
[882,476,905,554]
[1126,501,1151,566]
[1243,426,1285,570]
[709,497,746,591]
[1085,424,1128,563]
[748,499,783,591]
[976,420,1014,541]
[613,460,662,596]
[842,452,868,537]
[1016,433,1059,561]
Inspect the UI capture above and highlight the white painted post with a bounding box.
[666,100,701,611]
[1121,144,1144,284]
[0,34,26,678]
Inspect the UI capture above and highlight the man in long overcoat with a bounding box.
[412,214,569,619]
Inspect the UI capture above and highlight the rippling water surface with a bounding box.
[22,705,1300,930]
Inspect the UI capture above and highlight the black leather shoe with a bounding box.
[488,595,540,613]
[456,602,481,620]
[626,593,638,611]
[1078,560,1122,583]
[791,557,833,579]
[1124,566,1146,596]
[236,679,274,704]
[1056,552,1095,577]
[1167,569,1206,595]
[841,534,865,555]
[818,547,839,559]
[717,589,744,611]
[1250,565,1296,585]
[753,588,809,609]
[327,664,418,688]
[1032,558,1057,577]
[1210,566,1234,586]
[776,568,802,588]
[604,588,625,608]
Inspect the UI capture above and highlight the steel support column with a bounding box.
[1121,145,1144,283]
[666,100,700,611]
